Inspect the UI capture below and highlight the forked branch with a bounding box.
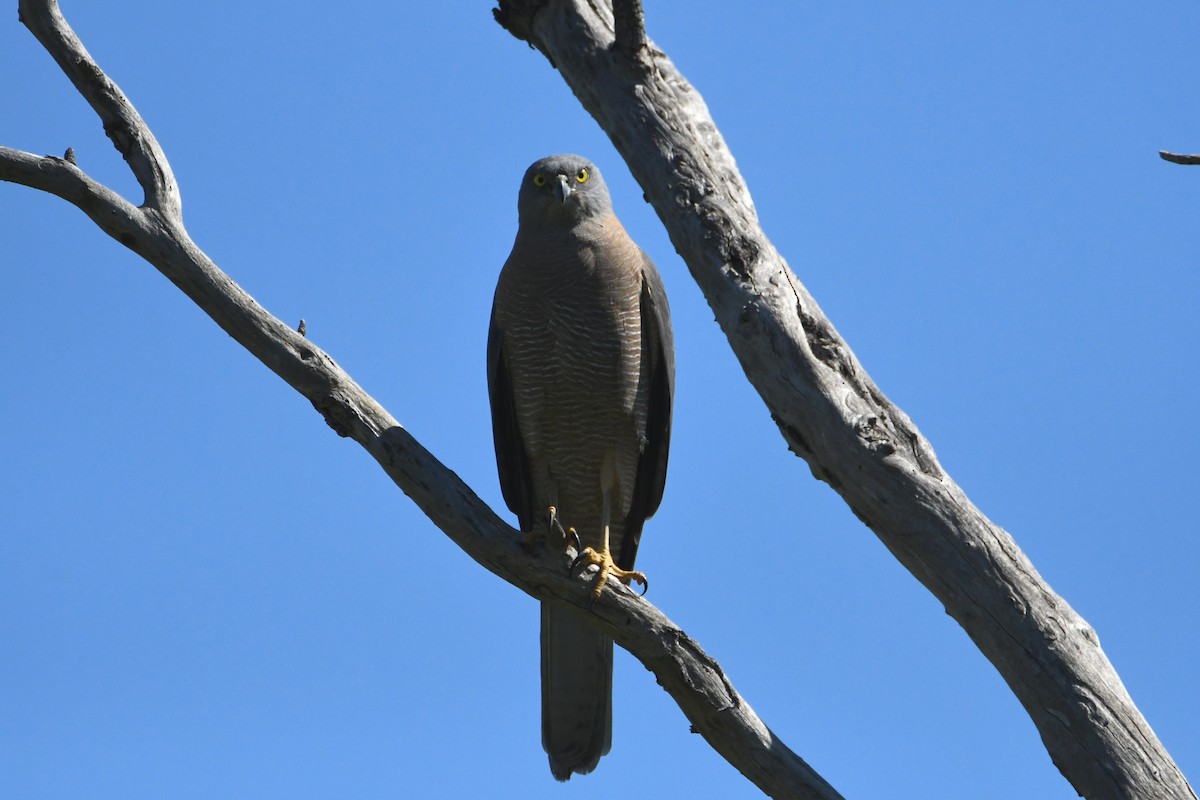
[18,0,179,217]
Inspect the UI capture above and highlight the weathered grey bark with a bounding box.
[0,2,842,799]
[491,2,1196,799]
[1160,149,1200,164]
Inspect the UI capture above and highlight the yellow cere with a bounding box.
[575,168,589,183]
[533,173,546,187]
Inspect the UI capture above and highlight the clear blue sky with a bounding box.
[2,2,1197,798]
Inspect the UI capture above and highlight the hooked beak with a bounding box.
[554,173,573,203]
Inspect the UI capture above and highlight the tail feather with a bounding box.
[540,603,613,780]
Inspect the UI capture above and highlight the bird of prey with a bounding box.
[487,154,674,780]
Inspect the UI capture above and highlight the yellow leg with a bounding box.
[572,488,647,601]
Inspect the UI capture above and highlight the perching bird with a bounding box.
[487,155,674,780]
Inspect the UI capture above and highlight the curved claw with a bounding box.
[546,506,581,555]
[571,545,649,602]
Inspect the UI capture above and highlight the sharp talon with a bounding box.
[569,547,591,577]
[568,543,648,602]
[544,506,580,556]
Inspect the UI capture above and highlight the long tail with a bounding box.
[540,602,613,780]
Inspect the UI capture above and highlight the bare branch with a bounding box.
[1159,149,1200,164]
[612,0,646,54]
[494,2,1197,799]
[0,145,139,227]
[18,0,181,218]
[1,2,843,798]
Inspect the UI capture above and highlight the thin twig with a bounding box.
[1159,149,1200,165]
[0,145,144,237]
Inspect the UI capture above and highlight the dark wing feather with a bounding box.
[487,309,535,532]
[618,251,675,569]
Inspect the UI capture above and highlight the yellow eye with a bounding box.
[575,168,589,183]
[532,173,546,187]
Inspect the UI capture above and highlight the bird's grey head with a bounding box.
[517,154,613,228]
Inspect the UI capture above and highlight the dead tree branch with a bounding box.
[612,0,646,53]
[493,1,1196,799]
[1160,149,1200,165]
[0,1,842,798]
[18,0,179,216]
